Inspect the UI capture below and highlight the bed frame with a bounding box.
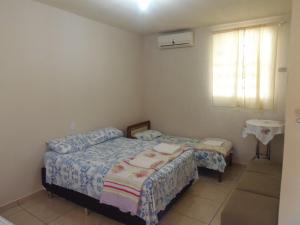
[42,167,193,225]
[127,120,151,139]
[127,121,233,182]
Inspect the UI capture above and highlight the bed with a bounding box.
[127,121,233,182]
[43,127,198,225]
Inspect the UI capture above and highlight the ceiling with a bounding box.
[36,0,291,34]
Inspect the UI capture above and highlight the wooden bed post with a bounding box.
[84,208,90,216]
[47,191,54,198]
[126,121,151,138]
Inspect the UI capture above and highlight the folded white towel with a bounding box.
[129,156,160,168]
[153,143,180,154]
[203,139,225,147]
[0,217,14,225]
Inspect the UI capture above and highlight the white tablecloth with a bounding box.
[242,119,284,145]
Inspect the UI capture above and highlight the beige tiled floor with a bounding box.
[0,165,245,225]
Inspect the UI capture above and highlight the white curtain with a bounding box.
[212,25,278,110]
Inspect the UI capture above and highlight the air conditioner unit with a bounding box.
[158,31,194,49]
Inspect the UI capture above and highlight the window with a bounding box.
[212,25,278,110]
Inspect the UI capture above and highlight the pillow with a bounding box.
[47,134,87,154]
[84,127,124,146]
[103,127,124,140]
[84,129,107,146]
[133,130,162,141]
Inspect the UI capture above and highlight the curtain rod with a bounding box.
[211,17,289,34]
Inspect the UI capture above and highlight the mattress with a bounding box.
[44,137,198,225]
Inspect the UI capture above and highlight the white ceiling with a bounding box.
[36,0,291,34]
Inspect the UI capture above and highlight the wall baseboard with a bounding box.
[0,188,45,212]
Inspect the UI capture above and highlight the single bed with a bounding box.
[127,121,233,182]
[43,128,198,225]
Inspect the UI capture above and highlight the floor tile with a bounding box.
[173,193,219,224]
[6,210,44,225]
[209,186,234,225]
[106,220,124,225]
[223,165,246,180]
[209,211,221,225]
[49,208,109,225]
[0,165,244,225]
[159,211,207,225]
[19,191,75,223]
[198,165,246,190]
[187,182,229,204]
[0,205,23,218]
[0,202,19,214]
[16,191,45,205]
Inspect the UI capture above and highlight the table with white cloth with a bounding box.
[242,119,284,160]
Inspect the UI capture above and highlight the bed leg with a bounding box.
[84,208,90,216]
[218,172,223,182]
[47,191,54,198]
[229,153,233,167]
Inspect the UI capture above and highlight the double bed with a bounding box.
[43,128,198,225]
[127,121,233,181]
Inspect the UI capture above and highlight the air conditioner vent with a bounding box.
[158,31,194,49]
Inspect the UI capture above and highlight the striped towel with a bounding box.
[100,146,186,215]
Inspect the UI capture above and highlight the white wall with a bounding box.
[142,24,289,164]
[279,0,300,224]
[0,0,143,206]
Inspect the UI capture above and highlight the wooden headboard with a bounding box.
[126,121,151,138]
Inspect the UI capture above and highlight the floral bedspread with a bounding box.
[153,135,227,172]
[44,137,198,225]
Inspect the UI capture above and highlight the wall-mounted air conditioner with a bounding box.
[158,31,194,49]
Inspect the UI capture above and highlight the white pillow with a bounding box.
[84,127,123,146]
[133,130,162,141]
[47,134,87,154]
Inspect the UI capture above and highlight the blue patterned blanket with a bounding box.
[44,137,198,225]
[153,135,228,172]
